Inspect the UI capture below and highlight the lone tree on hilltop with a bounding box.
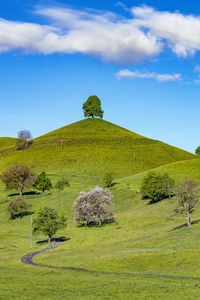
[2,165,36,196]
[82,95,104,119]
[17,130,32,150]
[33,207,67,243]
[140,172,175,203]
[195,146,200,156]
[174,178,200,227]
[74,186,115,226]
[34,172,53,193]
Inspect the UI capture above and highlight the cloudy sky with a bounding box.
[0,0,200,152]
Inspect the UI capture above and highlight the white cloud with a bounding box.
[194,64,200,72]
[132,6,200,57]
[116,69,182,82]
[0,5,200,63]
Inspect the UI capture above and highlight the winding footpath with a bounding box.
[21,240,200,282]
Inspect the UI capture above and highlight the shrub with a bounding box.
[140,172,175,203]
[8,197,31,219]
[103,172,114,188]
[74,186,115,226]
[55,177,70,191]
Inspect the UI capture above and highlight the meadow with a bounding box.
[0,119,200,299]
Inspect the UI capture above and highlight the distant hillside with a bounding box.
[0,137,16,150]
[117,158,200,192]
[0,119,195,183]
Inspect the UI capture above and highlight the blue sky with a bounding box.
[0,0,200,153]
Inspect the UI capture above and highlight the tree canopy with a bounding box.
[2,165,36,196]
[34,171,52,193]
[195,146,200,156]
[82,95,104,119]
[33,207,67,243]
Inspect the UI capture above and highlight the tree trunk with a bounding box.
[186,211,191,227]
[48,234,52,243]
[19,186,23,196]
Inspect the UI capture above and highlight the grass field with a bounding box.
[0,119,200,299]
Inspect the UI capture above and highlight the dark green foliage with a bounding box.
[103,172,114,188]
[16,130,32,150]
[174,178,200,227]
[195,146,200,156]
[8,197,31,219]
[33,207,67,242]
[140,172,175,203]
[34,172,52,193]
[82,95,104,118]
[2,165,36,196]
[74,186,115,226]
[55,177,70,191]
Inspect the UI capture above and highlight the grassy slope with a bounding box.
[0,119,199,299]
[117,158,200,192]
[0,137,16,150]
[0,119,195,183]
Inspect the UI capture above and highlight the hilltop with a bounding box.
[0,119,195,184]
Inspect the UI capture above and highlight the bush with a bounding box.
[55,177,70,191]
[74,186,115,226]
[140,172,175,203]
[8,197,31,219]
[103,172,114,188]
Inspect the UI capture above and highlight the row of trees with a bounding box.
[1,165,69,196]
[140,172,200,227]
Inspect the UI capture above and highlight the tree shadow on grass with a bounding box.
[36,236,70,244]
[171,219,200,230]
[11,211,34,220]
[8,191,41,197]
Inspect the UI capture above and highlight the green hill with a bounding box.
[0,137,16,150]
[0,119,195,184]
[117,158,200,192]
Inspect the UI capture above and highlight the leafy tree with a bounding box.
[82,95,104,118]
[55,177,70,191]
[16,130,32,150]
[174,179,200,227]
[103,172,114,188]
[34,172,52,193]
[140,172,175,203]
[195,146,200,156]
[2,165,36,196]
[8,197,31,219]
[33,207,67,243]
[74,186,115,226]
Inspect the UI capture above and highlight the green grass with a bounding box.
[0,119,195,181]
[0,119,199,299]
[0,137,16,150]
[117,158,200,192]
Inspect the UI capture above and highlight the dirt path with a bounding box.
[21,240,200,282]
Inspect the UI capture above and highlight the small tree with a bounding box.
[16,130,32,150]
[140,172,175,203]
[2,165,36,196]
[195,146,200,156]
[74,186,115,226]
[55,177,70,191]
[103,173,114,188]
[34,172,52,193]
[82,95,104,119]
[33,207,67,243]
[8,197,31,219]
[174,179,200,227]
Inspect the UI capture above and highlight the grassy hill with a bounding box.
[0,137,16,150]
[0,119,200,299]
[0,119,195,185]
[117,158,200,192]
